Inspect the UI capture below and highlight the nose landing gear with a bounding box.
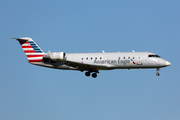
[156,72,160,76]
[156,68,160,76]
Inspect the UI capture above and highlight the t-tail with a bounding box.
[10,37,45,63]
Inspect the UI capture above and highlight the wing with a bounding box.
[48,51,107,72]
[64,59,107,72]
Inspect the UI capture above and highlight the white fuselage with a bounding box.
[12,37,171,77]
[33,52,170,71]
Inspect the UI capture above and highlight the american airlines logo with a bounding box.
[94,59,131,65]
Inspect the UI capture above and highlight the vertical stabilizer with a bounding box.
[11,37,45,63]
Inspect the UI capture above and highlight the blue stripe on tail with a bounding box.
[29,41,43,53]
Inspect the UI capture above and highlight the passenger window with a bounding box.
[123,57,125,59]
[91,57,93,60]
[82,58,83,60]
[128,57,130,59]
[95,57,97,60]
[119,57,120,59]
[133,57,135,59]
[100,57,102,59]
[86,57,88,60]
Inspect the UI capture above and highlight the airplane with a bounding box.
[11,37,171,78]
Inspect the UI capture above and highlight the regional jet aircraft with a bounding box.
[11,37,171,78]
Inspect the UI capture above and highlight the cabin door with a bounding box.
[137,55,142,65]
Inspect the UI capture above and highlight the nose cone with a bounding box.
[166,61,171,66]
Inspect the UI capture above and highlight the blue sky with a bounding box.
[0,0,179,120]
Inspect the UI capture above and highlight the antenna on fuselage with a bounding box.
[132,50,135,52]
[102,50,105,53]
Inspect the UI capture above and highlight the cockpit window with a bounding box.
[148,55,161,58]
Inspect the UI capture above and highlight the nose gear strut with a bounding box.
[156,68,160,76]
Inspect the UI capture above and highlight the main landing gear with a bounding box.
[85,71,98,78]
[156,68,160,76]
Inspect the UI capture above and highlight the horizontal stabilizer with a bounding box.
[9,37,30,41]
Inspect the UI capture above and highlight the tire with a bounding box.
[85,72,90,77]
[92,73,97,78]
[156,73,160,76]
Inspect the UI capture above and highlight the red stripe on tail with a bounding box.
[26,55,44,58]
[28,59,44,62]
[24,50,36,53]
[22,46,33,48]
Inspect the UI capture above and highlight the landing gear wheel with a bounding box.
[85,72,90,77]
[156,72,160,76]
[156,68,160,76]
[92,73,97,78]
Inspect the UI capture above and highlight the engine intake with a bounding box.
[54,52,66,60]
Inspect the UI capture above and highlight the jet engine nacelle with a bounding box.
[54,52,66,60]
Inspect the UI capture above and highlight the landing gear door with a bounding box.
[137,55,142,65]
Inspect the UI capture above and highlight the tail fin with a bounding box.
[11,37,45,63]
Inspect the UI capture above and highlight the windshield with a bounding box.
[148,55,161,58]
